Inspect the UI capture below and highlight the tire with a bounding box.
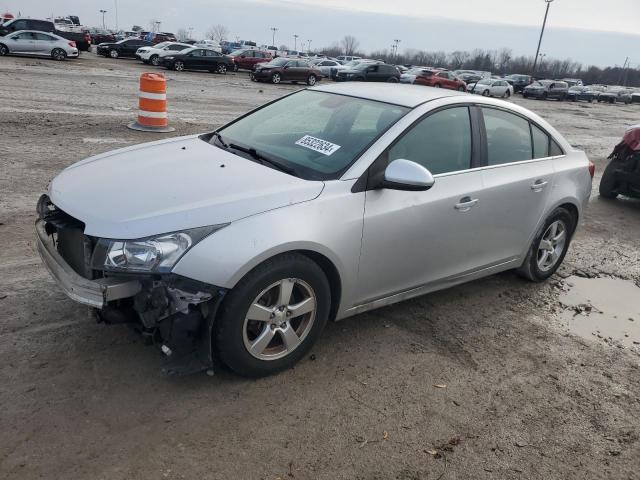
[482,90,490,97]
[232,63,239,72]
[542,92,548,100]
[306,74,317,86]
[216,63,227,74]
[271,72,281,84]
[150,54,159,66]
[214,253,331,377]
[523,93,528,99]
[387,77,399,83]
[504,90,511,98]
[457,86,465,91]
[517,207,576,282]
[173,60,185,71]
[51,48,66,61]
[599,160,619,199]
[0,43,9,56]
[434,83,441,88]
[109,49,119,59]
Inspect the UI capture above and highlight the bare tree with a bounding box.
[341,35,359,56]
[176,28,188,42]
[206,24,229,43]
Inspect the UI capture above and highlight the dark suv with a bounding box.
[523,80,569,100]
[251,58,322,85]
[335,63,400,82]
[505,74,532,93]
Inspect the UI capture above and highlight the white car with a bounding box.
[0,30,78,60]
[336,55,361,64]
[194,39,222,53]
[35,83,592,377]
[136,41,192,66]
[310,59,347,78]
[400,66,430,84]
[467,78,514,98]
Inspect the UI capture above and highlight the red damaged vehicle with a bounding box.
[414,69,466,91]
[231,49,272,71]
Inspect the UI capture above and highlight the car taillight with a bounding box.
[68,41,76,48]
[588,160,595,178]
[84,33,90,42]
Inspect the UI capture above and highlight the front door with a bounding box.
[356,106,485,305]
[10,32,36,53]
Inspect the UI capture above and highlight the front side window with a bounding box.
[483,108,532,165]
[387,107,472,175]
[213,90,408,180]
[14,32,35,40]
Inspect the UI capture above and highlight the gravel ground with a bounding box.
[0,52,639,480]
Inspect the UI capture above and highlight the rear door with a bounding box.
[474,107,555,266]
[33,32,57,54]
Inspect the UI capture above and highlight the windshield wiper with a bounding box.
[212,131,228,148]
[228,143,295,175]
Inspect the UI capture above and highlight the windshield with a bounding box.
[230,49,245,56]
[212,90,408,180]
[154,41,170,49]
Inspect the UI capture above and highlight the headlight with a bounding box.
[92,225,226,273]
[164,56,174,60]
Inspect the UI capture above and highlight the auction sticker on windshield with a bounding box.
[295,135,341,156]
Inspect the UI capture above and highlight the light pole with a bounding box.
[270,27,278,47]
[532,0,554,77]
[114,0,118,31]
[99,10,107,29]
[538,53,547,74]
[307,39,312,54]
[293,34,299,51]
[393,39,401,61]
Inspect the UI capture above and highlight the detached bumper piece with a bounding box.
[35,219,141,308]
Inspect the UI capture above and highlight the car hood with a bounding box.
[48,135,325,239]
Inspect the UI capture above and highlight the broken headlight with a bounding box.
[92,225,226,273]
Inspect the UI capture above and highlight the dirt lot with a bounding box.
[1,53,639,480]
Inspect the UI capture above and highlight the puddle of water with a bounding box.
[559,276,640,349]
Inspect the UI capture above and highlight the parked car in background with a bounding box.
[35,83,593,377]
[231,49,272,71]
[194,39,222,53]
[566,86,598,103]
[161,47,233,73]
[598,87,633,104]
[523,80,568,100]
[143,32,176,44]
[400,66,431,84]
[453,70,484,83]
[221,40,241,54]
[505,74,532,93]
[88,28,115,45]
[395,65,409,74]
[310,58,346,79]
[335,62,400,82]
[0,30,78,60]
[97,38,153,58]
[136,41,191,65]
[562,78,583,87]
[336,55,361,64]
[251,58,322,85]
[467,78,514,98]
[413,70,466,91]
[0,17,89,51]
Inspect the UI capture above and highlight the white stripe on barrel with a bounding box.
[138,91,167,100]
[138,110,168,119]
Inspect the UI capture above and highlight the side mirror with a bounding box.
[381,159,435,191]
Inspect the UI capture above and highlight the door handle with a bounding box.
[454,197,479,212]
[530,180,548,191]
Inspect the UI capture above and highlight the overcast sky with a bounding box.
[10,0,640,67]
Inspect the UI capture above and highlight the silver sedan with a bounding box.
[36,84,593,377]
[0,30,79,60]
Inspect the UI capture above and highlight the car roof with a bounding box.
[309,83,464,108]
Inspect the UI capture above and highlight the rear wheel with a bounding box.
[214,253,330,377]
[173,60,185,71]
[271,72,281,84]
[517,207,575,282]
[51,48,66,61]
[599,161,619,199]
[482,89,490,97]
[0,43,9,56]
[109,49,119,59]
[503,90,511,98]
[387,77,399,83]
[150,54,159,66]
[306,74,317,86]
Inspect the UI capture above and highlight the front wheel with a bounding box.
[482,89,490,97]
[503,90,511,98]
[433,83,441,88]
[517,207,575,282]
[173,60,185,71]
[306,74,317,86]
[0,43,9,56]
[232,63,239,72]
[271,72,281,84]
[109,49,119,59]
[51,48,66,61]
[214,253,330,377]
[150,54,159,66]
[599,160,619,199]
[216,63,227,74]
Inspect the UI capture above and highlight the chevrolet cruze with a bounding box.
[36,83,593,377]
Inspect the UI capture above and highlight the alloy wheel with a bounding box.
[307,75,316,86]
[242,278,317,361]
[52,49,66,61]
[537,220,567,272]
[150,55,159,66]
[217,64,227,74]
[0,44,8,56]
[174,61,184,71]
[271,73,281,84]
[109,49,118,58]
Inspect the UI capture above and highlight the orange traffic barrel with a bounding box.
[127,72,175,132]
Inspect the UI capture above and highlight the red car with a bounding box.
[231,49,272,71]
[414,70,466,91]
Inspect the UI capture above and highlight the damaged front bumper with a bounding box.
[35,218,227,375]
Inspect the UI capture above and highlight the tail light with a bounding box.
[68,41,76,48]
[588,160,595,178]
[84,33,90,42]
